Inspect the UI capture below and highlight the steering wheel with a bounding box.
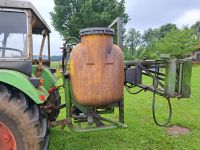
[0,47,23,57]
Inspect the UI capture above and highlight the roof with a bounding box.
[0,0,51,33]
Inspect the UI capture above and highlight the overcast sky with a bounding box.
[25,0,200,55]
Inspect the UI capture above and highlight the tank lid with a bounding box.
[80,27,114,36]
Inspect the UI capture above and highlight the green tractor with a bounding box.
[0,1,59,149]
[0,1,192,150]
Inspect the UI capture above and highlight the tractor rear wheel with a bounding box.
[46,89,61,122]
[0,85,49,150]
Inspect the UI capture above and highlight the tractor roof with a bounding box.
[0,0,51,33]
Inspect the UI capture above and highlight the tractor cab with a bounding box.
[0,0,51,76]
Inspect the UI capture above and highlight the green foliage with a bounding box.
[154,27,197,58]
[124,22,200,60]
[124,23,178,61]
[191,21,200,38]
[125,28,142,56]
[143,28,160,44]
[142,23,177,45]
[138,45,159,60]
[51,0,129,38]
[158,23,177,39]
[124,28,159,61]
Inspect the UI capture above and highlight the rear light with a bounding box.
[39,95,46,101]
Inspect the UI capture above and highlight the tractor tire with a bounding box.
[0,84,49,150]
[46,89,61,122]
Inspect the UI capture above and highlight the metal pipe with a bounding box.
[63,78,71,118]
[125,60,165,66]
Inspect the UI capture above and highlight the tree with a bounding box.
[142,23,177,45]
[143,28,160,45]
[51,0,129,38]
[191,21,200,38]
[154,27,197,58]
[125,28,142,56]
[123,46,135,60]
[158,23,177,39]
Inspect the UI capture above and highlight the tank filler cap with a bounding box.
[80,27,114,36]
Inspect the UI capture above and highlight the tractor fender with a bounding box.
[32,65,57,91]
[0,69,49,104]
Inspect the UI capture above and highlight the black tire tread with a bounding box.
[0,84,48,150]
[47,89,61,121]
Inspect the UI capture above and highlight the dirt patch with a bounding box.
[166,125,190,136]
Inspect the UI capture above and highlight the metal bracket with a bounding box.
[108,17,123,49]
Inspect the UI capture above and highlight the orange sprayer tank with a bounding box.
[70,28,124,106]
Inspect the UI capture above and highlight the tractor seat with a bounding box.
[0,60,32,76]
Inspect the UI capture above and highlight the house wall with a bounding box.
[188,50,200,60]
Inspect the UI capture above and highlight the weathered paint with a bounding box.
[32,65,57,91]
[164,59,177,97]
[70,33,124,107]
[164,59,192,98]
[0,69,49,104]
[181,60,192,98]
[63,77,71,118]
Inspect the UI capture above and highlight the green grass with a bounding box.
[49,64,200,150]
[51,61,61,69]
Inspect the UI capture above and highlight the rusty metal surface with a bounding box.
[70,33,124,106]
[108,17,123,49]
[125,64,142,85]
[0,0,51,32]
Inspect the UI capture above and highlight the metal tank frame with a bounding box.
[50,17,128,132]
[50,17,192,131]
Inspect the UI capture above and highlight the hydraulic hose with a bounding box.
[62,37,80,73]
[152,60,172,127]
[152,91,172,126]
[125,84,144,95]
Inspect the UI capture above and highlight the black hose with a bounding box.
[63,37,80,47]
[62,37,80,73]
[152,92,172,126]
[125,85,144,95]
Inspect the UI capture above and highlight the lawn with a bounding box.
[49,63,200,150]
